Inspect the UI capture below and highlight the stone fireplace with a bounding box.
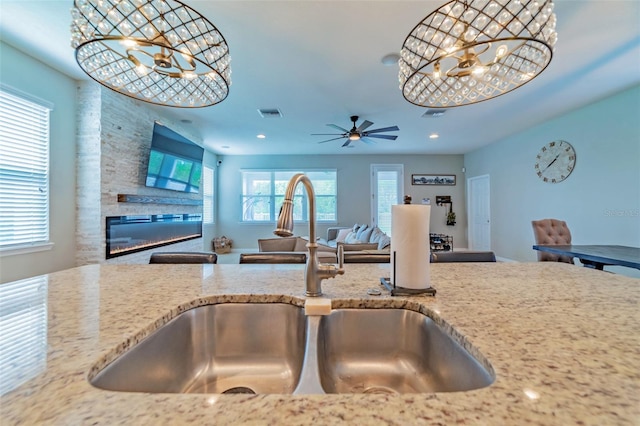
[76,84,206,265]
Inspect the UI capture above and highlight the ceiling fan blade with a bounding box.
[355,120,373,132]
[364,125,399,134]
[341,140,352,147]
[327,124,350,132]
[318,136,348,144]
[311,133,344,136]
[366,134,398,140]
[360,137,376,145]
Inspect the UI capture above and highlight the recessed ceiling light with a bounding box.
[429,133,439,139]
[257,134,266,139]
[381,53,400,66]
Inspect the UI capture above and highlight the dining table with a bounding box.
[532,244,640,270]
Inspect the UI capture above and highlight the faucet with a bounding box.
[274,173,344,297]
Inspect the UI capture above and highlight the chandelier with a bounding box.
[70,0,231,108]
[399,0,557,108]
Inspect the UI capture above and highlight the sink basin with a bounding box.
[316,308,494,394]
[91,303,493,395]
[91,303,307,394]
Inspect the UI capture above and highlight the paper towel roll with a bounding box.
[390,204,431,289]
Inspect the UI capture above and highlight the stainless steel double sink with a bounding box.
[90,303,494,395]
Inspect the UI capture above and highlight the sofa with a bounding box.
[257,224,392,264]
[321,224,391,263]
[322,224,391,251]
[257,236,337,263]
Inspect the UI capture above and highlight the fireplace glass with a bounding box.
[106,214,202,259]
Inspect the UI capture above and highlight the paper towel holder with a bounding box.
[380,251,436,297]
[380,277,436,296]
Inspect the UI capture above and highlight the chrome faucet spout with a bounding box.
[275,173,345,296]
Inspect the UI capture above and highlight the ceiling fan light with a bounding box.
[349,133,361,141]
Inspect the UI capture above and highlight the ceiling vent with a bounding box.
[257,108,283,118]
[422,109,447,118]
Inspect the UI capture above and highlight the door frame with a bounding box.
[467,174,491,250]
[370,164,404,232]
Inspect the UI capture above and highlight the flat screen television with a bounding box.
[145,122,204,193]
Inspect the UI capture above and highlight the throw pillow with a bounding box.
[369,227,384,244]
[378,234,391,250]
[352,223,362,234]
[345,232,361,244]
[358,226,374,243]
[355,224,369,240]
[335,228,351,243]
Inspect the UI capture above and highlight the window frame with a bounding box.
[0,84,54,257]
[240,169,337,223]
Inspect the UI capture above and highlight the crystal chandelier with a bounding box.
[399,0,557,108]
[70,0,231,108]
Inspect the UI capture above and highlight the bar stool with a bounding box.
[239,252,307,264]
[149,251,218,264]
[430,251,496,262]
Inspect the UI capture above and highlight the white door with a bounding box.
[371,164,404,235]
[467,174,491,250]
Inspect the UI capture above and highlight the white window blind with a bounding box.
[203,165,214,224]
[0,276,48,395]
[0,87,51,250]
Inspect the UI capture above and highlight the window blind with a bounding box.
[0,276,48,395]
[0,87,51,249]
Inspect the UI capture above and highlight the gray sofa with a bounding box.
[256,227,392,264]
[322,225,391,251]
[321,224,391,263]
[257,236,337,263]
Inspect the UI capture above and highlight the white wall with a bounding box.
[0,42,78,283]
[464,85,640,277]
[215,154,466,249]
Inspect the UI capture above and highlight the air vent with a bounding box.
[422,109,446,118]
[257,108,283,118]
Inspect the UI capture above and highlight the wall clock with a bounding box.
[534,140,576,183]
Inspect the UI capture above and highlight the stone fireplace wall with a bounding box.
[76,83,204,265]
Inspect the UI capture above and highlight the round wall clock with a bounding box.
[534,140,576,183]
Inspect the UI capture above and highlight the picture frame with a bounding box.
[411,174,456,186]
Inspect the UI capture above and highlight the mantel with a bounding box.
[117,193,203,206]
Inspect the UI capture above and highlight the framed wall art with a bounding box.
[411,174,456,186]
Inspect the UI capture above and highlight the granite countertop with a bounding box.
[1,262,639,425]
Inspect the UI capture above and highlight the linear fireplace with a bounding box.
[106,214,202,259]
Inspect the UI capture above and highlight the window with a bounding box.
[241,170,336,222]
[0,86,52,254]
[371,164,404,235]
[203,165,214,224]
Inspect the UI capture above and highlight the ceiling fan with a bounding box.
[313,116,399,147]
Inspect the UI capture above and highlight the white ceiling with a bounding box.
[1,1,639,155]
